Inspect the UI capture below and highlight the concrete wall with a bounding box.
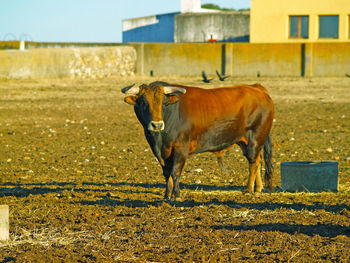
[1,42,349,79]
[0,46,136,79]
[250,0,350,43]
[175,12,250,43]
[132,43,222,76]
[310,43,350,76]
[228,43,302,76]
[132,42,350,77]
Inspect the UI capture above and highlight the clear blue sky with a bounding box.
[0,0,250,43]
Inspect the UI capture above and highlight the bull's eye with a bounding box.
[137,97,147,108]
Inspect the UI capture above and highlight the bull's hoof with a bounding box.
[255,187,264,193]
[169,193,182,202]
[164,193,172,201]
[243,188,254,195]
[172,196,182,202]
[220,167,228,174]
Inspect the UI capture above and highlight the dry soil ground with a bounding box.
[0,76,349,262]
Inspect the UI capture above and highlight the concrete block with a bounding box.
[0,205,9,241]
[281,161,338,192]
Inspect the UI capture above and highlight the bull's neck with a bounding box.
[143,102,181,163]
[162,101,180,135]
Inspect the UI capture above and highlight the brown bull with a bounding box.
[122,81,274,200]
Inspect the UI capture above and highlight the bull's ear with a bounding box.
[166,95,179,105]
[124,96,137,105]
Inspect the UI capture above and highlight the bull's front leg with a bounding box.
[162,151,186,201]
[171,157,186,201]
[162,162,174,200]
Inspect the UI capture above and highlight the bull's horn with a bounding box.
[121,84,139,94]
[163,86,186,94]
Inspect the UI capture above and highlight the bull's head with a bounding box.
[122,82,186,132]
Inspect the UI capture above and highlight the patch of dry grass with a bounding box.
[0,227,95,248]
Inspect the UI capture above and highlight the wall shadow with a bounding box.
[211,223,350,238]
[78,195,350,214]
[0,185,66,197]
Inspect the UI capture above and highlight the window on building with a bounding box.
[289,16,309,38]
[319,15,339,38]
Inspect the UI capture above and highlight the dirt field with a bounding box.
[0,76,349,262]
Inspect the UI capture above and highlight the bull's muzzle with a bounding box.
[148,121,165,131]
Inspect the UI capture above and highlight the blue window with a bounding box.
[319,15,339,38]
[290,16,309,38]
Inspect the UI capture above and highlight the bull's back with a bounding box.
[179,85,272,126]
[177,84,273,153]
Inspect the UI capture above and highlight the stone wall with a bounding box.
[0,46,136,79]
[68,47,136,78]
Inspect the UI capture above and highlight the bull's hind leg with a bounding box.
[214,146,234,173]
[238,132,263,194]
[244,155,261,194]
[217,156,226,173]
[254,154,263,193]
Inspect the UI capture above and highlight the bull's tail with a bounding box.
[263,134,274,192]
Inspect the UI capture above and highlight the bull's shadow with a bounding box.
[78,181,350,215]
[82,181,244,192]
[2,181,349,216]
[0,181,242,199]
[0,181,162,197]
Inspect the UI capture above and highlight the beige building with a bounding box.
[250,0,350,43]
